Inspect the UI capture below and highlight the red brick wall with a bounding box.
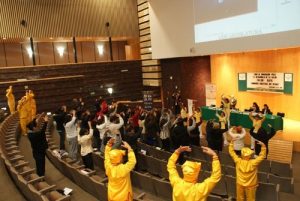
[161,56,211,110]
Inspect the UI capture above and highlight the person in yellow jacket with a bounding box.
[6,85,15,114]
[29,90,37,120]
[228,140,266,201]
[167,145,221,201]
[249,112,265,134]
[24,91,33,125]
[104,139,137,201]
[17,97,28,135]
[221,94,231,124]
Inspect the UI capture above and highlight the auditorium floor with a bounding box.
[0,158,27,201]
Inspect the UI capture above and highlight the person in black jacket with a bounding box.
[249,124,276,157]
[53,105,67,150]
[171,117,190,150]
[206,120,223,153]
[261,104,272,115]
[27,115,48,176]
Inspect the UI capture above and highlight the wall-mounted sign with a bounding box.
[238,72,293,94]
[205,83,217,106]
[247,72,284,91]
[143,91,153,111]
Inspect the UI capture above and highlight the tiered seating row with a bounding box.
[45,118,149,201]
[136,141,292,200]
[0,113,70,201]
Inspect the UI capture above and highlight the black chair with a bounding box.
[268,174,294,193]
[276,112,285,117]
[153,178,172,201]
[257,182,279,201]
[270,161,292,177]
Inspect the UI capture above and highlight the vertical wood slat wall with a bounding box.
[0,0,139,38]
[137,0,162,87]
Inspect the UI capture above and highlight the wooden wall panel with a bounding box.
[53,42,68,64]
[211,47,300,120]
[5,43,23,67]
[0,43,6,67]
[37,42,55,65]
[67,42,75,63]
[0,60,143,113]
[81,42,96,63]
[21,43,33,66]
[0,0,139,38]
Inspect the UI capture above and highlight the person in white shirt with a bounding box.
[64,110,78,160]
[227,126,246,156]
[106,113,124,137]
[96,115,108,141]
[159,110,171,150]
[78,121,94,170]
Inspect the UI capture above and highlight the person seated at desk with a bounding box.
[261,104,272,115]
[249,102,260,113]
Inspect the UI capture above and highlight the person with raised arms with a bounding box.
[229,139,266,201]
[167,145,221,201]
[105,139,136,201]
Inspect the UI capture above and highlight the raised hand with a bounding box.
[43,115,49,122]
[121,141,132,150]
[201,146,217,157]
[256,140,265,146]
[176,146,191,154]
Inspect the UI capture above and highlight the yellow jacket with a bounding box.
[216,113,226,130]
[6,87,15,113]
[181,108,187,119]
[104,145,137,201]
[167,152,221,201]
[229,143,266,187]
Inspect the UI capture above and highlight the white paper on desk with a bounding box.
[64,187,73,195]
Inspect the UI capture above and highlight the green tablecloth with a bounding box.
[201,106,283,131]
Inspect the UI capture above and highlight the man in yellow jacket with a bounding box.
[228,140,266,201]
[104,139,137,201]
[6,85,15,114]
[167,146,221,201]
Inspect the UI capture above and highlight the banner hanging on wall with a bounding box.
[205,83,217,106]
[238,72,293,94]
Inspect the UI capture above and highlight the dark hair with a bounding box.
[109,114,118,123]
[159,118,168,129]
[64,114,73,124]
[79,128,88,136]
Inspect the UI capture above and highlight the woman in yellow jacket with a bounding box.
[167,146,221,201]
[104,139,136,201]
[6,85,15,114]
[228,140,266,201]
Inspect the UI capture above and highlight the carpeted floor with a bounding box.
[0,158,27,201]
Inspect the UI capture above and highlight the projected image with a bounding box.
[194,0,258,24]
[194,0,300,43]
